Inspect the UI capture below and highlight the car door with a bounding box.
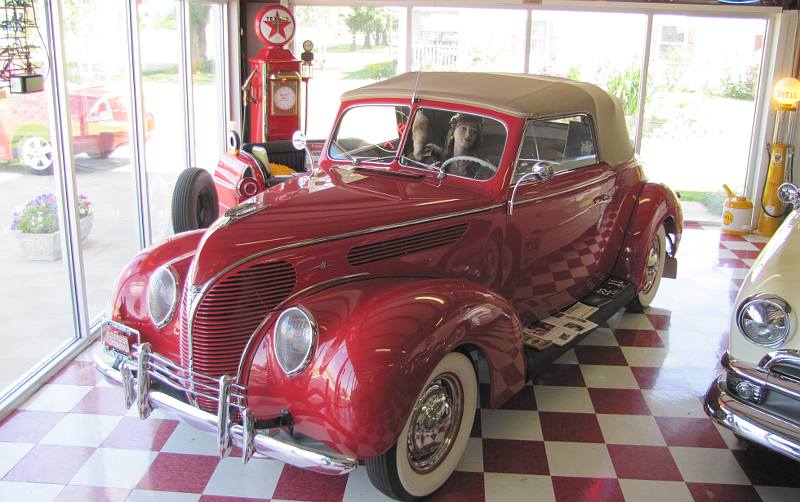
[503,114,620,324]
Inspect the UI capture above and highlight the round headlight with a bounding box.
[148,266,179,327]
[273,306,317,376]
[737,294,792,347]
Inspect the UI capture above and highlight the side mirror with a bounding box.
[778,183,800,208]
[508,161,556,215]
[292,130,307,151]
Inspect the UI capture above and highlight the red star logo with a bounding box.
[262,11,291,41]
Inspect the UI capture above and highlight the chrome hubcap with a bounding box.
[642,233,661,294]
[406,373,463,473]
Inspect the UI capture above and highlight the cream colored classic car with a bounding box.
[705,182,800,460]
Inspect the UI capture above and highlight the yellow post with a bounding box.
[757,142,788,236]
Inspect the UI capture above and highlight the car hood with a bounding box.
[189,167,495,286]
[730,207,800,362]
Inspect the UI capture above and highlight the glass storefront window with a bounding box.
[640,15,767,221]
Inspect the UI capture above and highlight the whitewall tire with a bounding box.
[633,224,666,309]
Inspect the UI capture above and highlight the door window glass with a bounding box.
[329,105,409,162]
[515,115,597,179]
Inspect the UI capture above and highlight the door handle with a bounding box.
[593,194,612,205]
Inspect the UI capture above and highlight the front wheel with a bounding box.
[366,352,477,501]
[628,224,666,311]
[171,167,219,233]
[18,135,54,175]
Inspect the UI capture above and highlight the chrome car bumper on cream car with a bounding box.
[93,321,358,475]
[705,351,800,462]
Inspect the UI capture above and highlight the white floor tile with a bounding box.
[544,442,616,478]
[578,328,618,346]
[580,365,639,389]
[0,442,34,477]
[480,409,542,441]
[70,447,158,488]
[341,468,395,502]
[0,481,63,502]
[456,437,484,472]
[619,479,692,502]
[126,490,200,502]
[18,384,92,412]
[533,386,594,413]
[754,485,800,502]
[553,349,578,365]
[597,415,666,446]
[615,314,655,330]
[160,422,219,456]
[642,390,706,418]
[40,413,122,447]
[484,473,555,502]
[721,241,758,251]
[202,457,285,499]
[621,347,670,368]
[669,446,750,484]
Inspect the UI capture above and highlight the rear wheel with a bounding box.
[366,352,477,500]
[18,135,53,175]
[171,168,219,233]
[628,225,666,312]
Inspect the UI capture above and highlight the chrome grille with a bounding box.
[347,223,468,266]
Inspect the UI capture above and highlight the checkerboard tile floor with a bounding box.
[3,224,800,502]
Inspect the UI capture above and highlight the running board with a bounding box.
[524,277,636,382]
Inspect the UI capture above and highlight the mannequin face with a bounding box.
[453,122,479,152]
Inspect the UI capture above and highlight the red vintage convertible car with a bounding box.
[96,72,682,500]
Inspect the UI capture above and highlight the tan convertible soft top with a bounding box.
[342,72,634,167]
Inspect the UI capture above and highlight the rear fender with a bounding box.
[245,277,526,459]
[612,182,683,290]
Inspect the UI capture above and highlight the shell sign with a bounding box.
[774,77,800,109]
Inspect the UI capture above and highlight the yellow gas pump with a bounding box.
[757,77,800,236]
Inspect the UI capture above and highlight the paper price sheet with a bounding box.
[522,303,599,350]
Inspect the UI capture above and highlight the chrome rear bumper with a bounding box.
[704,352,800,462]
[94,329,357,475]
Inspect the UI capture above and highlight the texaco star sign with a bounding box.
[254,5,296,48]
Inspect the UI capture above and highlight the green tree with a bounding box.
[341,7,389,50]
[607,64,641,118]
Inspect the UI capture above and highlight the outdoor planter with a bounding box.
[11,193,94,261]
[14,213,94,261]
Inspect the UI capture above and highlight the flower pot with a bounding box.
[15,214,95,261]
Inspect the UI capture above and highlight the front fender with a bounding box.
[613,182,682,290]
[244,276,526,459]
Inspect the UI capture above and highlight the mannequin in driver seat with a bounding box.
[443,113,489,179]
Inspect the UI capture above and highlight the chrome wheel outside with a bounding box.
[406,373,463,474]
[20,136,53,172]
[641,233,661,295]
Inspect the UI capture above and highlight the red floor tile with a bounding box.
[500,384,537,410]
[732,448,800,487]
[718,232,747,241]
[50,361,101,386]
[551,476,624,502]
[0,410,65,443]
[606,444,683,481]
[428,471,485,502]
[588,389,651,415]
[53,486,130,502]
[613,329,665,348]
[3,444,94,484]
[630,367,691,391]
[716,258,748,269]
[102,417,179,451]
[482,439,549,475]
[470,409,481,438]
[645,314,671,330]
[198,497,270,502]
[71,386,129,415]
[730,249,761,260]
[686,482,761,502]
[136,453,219,493]
[574,346,628,366]
[655,417,727,448]
[539,412,604,443]
[683,221,705,229]
[533,364,586,387]
[271,465,349,502]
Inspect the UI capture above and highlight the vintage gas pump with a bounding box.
[757,77,800,236]
[244,4,302,143]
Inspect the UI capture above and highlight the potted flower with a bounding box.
[10,193,94,261]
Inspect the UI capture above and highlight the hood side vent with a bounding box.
[347,223,468,266]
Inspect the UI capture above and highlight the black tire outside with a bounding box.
[366,444,415,501]
[172,168,219,233]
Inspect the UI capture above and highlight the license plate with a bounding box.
[103,325,131,355]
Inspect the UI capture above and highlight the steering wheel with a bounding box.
[440,156,497,179]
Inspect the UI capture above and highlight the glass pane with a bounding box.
[329,105,409,161]
[411,7,526,72]
[294,6,406,140]
[62,0,139,319]
[516,116,597,176]
[640,16,766,221]
[139,0,184,243]
[528,11,647,141]
[0,1,77,392]
[191,1,225,170]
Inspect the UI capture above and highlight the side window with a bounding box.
[514,115,597,180]
[329,105,410,163]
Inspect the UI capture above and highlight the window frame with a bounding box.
[327,103,412,164]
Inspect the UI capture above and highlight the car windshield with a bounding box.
[328,105,410,164]
[399,108,506,181]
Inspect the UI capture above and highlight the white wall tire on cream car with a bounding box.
[366,352,477,501]
[630,225,667,310]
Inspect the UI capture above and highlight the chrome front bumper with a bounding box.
[704,351,800,462]
[94,323,357,475]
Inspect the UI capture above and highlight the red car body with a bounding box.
[97,72,682,499]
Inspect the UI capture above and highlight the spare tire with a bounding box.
[172,168,219,233]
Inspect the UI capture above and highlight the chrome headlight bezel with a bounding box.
[272,306,318,377]
[736,293,793,348]
[147,265,180,328]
